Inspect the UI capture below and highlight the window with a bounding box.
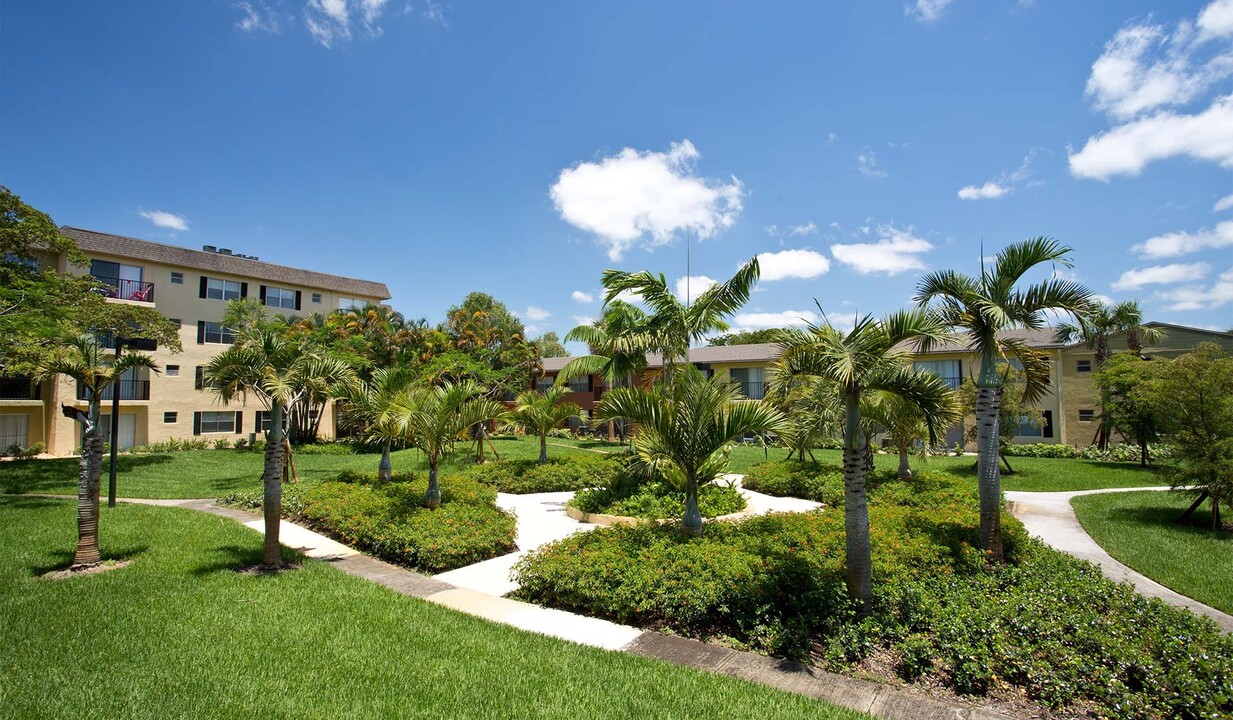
[535,376,554,392]
[262,285,297,309]
[1077,359,1092,373]
[205,277,242,301]
[169,318,182,329]
[567,375,591,393]
[163,412,177,424]
[165,365,180,377]
[198,411,236,433]
[194,366,205,390]
[1078,409,1095,422]
[1015,415,1042,437]
[256,410,273,432]
[338,297,366,311]
[202,322,234,344]
[913,359,962,389]
[312,293,322,303]
[170,271,184,284]
[729,367,766,399]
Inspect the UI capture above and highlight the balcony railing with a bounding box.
[734,381,767,400]
[0,377,40,400]
[937,376,962,389]
[92,276,155,303]
[77,379,150,402]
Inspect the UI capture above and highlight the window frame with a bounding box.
[1076,359,1092,373]
[1078,409,1095,422]
[170,271,184,285]
[202,321,234,345]
[206,277,242,301]
[263,285,297,309]
[200,411,236,434]
[165,365,180,377]
[163,411,178,424]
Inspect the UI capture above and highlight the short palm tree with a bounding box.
[336,365,418,480]
[863,390,960,480]
[507,386,583,463]
[777,310,954,610]
[595,366,787,536]
[558,301,656,440]
[382,380,507,507]
[915,237,1091,562]
[205,328,357,569]
[37,333,159,567]
[600,257,760,368]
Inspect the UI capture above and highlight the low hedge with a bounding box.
[458,454,627,494]
[515,471,1233,718]
[1002,442,1177,462]
[569,480,747,520]
[741,461,901,506]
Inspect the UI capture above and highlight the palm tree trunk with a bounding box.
[426,458,442,508]
[842,393,873,613]
[378,440,392,481]
[682,475,702,537]
[73,399,103,567]
[975,383,1005,563]
[261,401,286,569]
[539,434,548,464]
[897,445,912,480]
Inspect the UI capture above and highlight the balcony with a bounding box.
[92,275,155,303]
[77,379,150,402]
[0,377,41,400]
[937,376,963,389]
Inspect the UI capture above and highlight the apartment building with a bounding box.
[0,227,390,456]
[537,322,1233,448]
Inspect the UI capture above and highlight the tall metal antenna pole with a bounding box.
[684,228,691,365]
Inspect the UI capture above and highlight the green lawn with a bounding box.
[0,436,611,499]
[0,496,865,719]
[1072,490,1233,615]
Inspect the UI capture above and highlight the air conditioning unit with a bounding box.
[218,248,232,255]
[202,245,217,253]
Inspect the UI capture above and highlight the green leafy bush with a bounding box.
[293,442,357,456]
[570,480,747,519]
[459,454,626,493]
[1000,442,1177,462]
[741,461,899,506]
[1002,442,1079,458]
[2,442,45,459]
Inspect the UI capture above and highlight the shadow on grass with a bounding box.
[29,545,150,577]
[190,544,304,576]
[0,455,175,494]
[1103,499,1233,542]
[0,495,65,510]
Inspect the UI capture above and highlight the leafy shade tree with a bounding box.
[205,327,357,569]
[600,257,760,368]
[507,386,583,463]
[445,291,526,343]
[777,310,954,610]
[531,331,569,359]
[336,366,418,480]
[597,366,787,537]
[36,334,159,567]
[1148,343,1233,530]
[1055,300,1165,449]
[864,390,961,480]
[383,380,507,508]
[915,238,1091,562]
[707,328,784,347]
[1096,353,1163,467]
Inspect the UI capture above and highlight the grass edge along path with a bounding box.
[0,496,871,720]
[1071,489,1233,616]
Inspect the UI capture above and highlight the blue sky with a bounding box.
[3,1,1231,349]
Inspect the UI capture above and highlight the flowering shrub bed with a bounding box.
[515,471,1233,718]
[569,479,747,520]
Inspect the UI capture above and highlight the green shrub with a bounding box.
[547,428,575,439]
[741,461,899,506]
[1003,443,1078,458]
[569,480,747,519]
[219,481,315,519]
[293,442,356,456]
[459,454,626,493]
[212,438,232,450]
[2,442,45,459]
[1000,442,1177,462]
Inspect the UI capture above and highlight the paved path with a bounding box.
[1006,486,1233,632]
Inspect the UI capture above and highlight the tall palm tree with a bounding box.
[205,328,357,569]
[37,333,159,567]
[777,310,954,611]
[507,386,583,464]
[336,365,418,480]
[558,301,656,440]
[595,366,787,536]
[382,380,507,508]
[600,257,760,369]
[915,237,1091,562]
[1055,300,1165,450]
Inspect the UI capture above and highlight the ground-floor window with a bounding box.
[0,414,29,449]
[199,411,236,434]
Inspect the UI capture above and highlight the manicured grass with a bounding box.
[0,437,611,499]
[0,496,866,719]
[1072,490,1233,615]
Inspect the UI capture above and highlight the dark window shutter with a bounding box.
[294,290,302,311]
[587,375,594,392]
[1042,411,1054,439]
[199,276,208,299]
[235,411,243,435]
[258,285,267,303]
[196,321,205,344]
[192,412,202,436]
[240,282,248,299]
[194,367,204,390]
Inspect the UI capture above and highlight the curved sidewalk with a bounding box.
[1005,487,1233,632]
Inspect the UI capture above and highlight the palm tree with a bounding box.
[863,390,960,480]
[37,333,159,567]
[557,301,656,440]
[507,386,583,463]
[336,366,418,480]
[777,310,954,610]
[600,257,760,369]
[382,380,507,508]
[205,328,356,569]
[1055,300,1164,450]
[595,366,787,536]
[915,237,1092,562]
[763,373,844,464]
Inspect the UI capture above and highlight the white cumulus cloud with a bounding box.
[138,210,189,232]
[789,222,818,236]
[1155,265,1233,310]
[957,150,1040,200]
[1214,192,1233,211]
[550,140,744,261]
[674,276,718,304]
[754,249,830,281]
[523,305,550,322]
[957,182,1010,200]
[906,0,955,22]
[1132,220,1233,258]
[733,310,819,330]
[831,225,933,276]
[571,290,594,303]
[1069,95,1233,179]
[1111,262,1210,290]
[234,1,279,33]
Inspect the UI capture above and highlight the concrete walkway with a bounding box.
[1006,486,1233,632]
